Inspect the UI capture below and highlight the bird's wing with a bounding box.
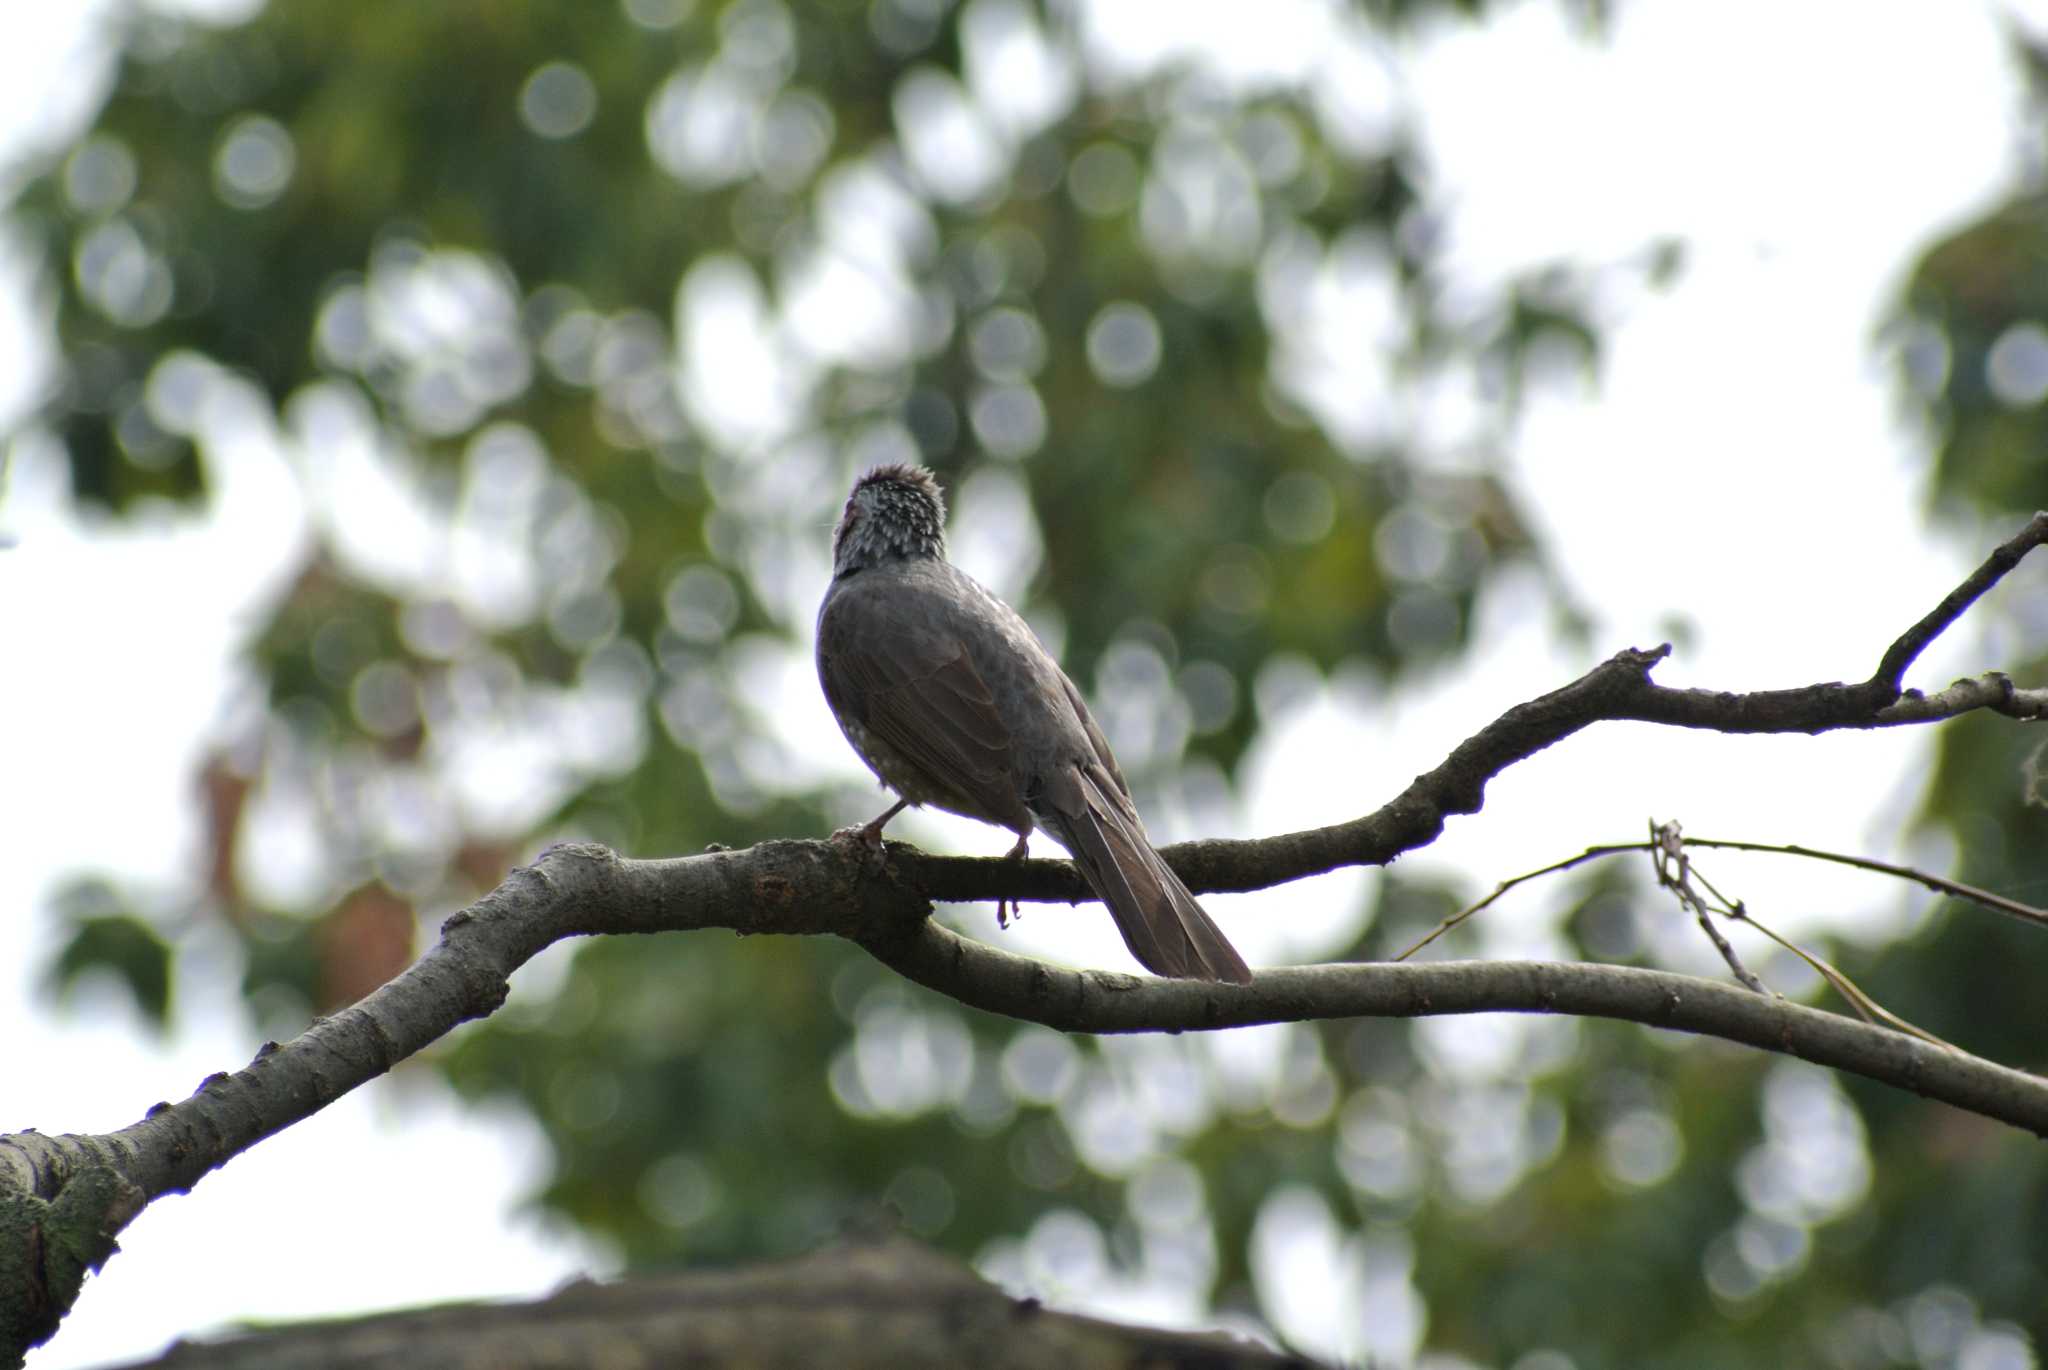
[818,584,1025,827]
[1057,673,1132,800]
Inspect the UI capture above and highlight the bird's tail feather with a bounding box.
[1056,765,1253,985]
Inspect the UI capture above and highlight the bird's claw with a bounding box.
[995,832,1030,929]
[830,822,892,873]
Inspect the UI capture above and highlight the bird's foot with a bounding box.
[830,798,909,873]
[996,832,1030,929]
[829,820,885,849]
[829,822,891,874]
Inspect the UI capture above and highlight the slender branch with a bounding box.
[1873,511,2048,689]
[1649,819,1768,993]
[910,512,2048,906]
[899,653,2048,907]
[862,918,2048,1134]
[1396,826,2047,1048]
[1682,838,2048,931]
[1724,904,1956,1051]
[1392,842,1640,961]
[1395,833,2048,964]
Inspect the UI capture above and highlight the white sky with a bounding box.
[2,1,2041,1366]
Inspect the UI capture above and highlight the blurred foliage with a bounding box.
[9,0,2047,1365]
[1867,33,2048,1354]
[43,878,175,1030]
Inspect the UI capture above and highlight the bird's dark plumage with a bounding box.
[816,463,1252,984]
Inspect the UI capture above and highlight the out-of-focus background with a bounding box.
[5,0,2048,1365]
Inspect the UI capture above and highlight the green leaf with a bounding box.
[45,882,175,1031]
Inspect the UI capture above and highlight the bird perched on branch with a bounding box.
[815,463,1252,984]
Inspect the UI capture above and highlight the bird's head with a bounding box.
[831,463,948,576]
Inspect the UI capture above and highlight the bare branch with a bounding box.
[864,918,2048,1135]
[1391,841,1641,961]
[1682,837,2048,932]
[1396,831,2048,966]
[1649,820,1768,993]
[918,513,2048,906]
[1873,510,2048,690]
[1723,904,1957,1052]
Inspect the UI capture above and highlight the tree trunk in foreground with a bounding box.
[105,1234,1317,1370]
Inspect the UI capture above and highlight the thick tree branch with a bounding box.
[6,514,2046,1361]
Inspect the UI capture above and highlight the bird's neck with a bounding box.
[834,538,944,579]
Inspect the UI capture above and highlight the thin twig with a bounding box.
[1389,830,2048,966]
[1391,841,1640,961]
[1728,904,1956,1051]
[1651,820,1767,993]
[1679,838,2048,931]
[1872,510,2048,691]
[1391,820,2036,1049]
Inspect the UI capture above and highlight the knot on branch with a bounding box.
[0,1155,144,1352]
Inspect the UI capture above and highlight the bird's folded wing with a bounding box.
[1058,672,1132,799]
[819,609,1021,823]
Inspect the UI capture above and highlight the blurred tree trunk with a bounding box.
[106,1234,1315,1370]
